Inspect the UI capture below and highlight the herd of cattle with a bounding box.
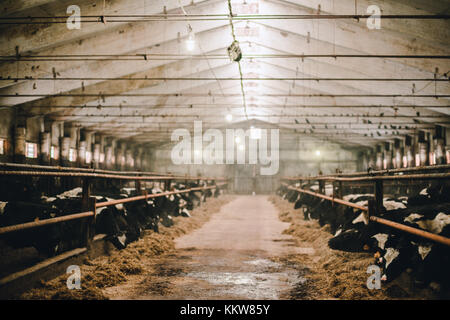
[0,181,221,257]
[277,182,450,292]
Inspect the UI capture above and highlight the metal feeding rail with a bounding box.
[0,170,227,181]
[0,184,225,236]
[0,162,166,176]
[0,166,227,244]
[0,162,227,181]
[282,164,450,181]
[281,169,450,247]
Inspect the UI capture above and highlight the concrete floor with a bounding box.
[105,195,312,299]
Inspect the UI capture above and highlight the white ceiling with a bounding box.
[0,0,449,148]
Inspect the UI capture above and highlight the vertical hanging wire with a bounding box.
[227,0,248,120]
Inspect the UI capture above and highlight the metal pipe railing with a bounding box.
[0,184,227,235]
[0,162,165,176]
[282,172,450,182]
[0,211,94,235]
[282,164,450,181]
[282,182,450,247]
[95,185,219,208]
[284,183,368,211]
[369,216,450,247]
[0,170,227,181]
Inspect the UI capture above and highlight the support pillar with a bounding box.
[14,127,26,164]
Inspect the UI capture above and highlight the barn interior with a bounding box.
[0,0,449,301]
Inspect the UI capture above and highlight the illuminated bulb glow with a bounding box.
[186,33,196,51]
[238,145,245,151]
[315,150,321,156]
[226,114,233,122]
[235,136,241,144]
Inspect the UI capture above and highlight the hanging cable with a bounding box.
[227,0,248,120]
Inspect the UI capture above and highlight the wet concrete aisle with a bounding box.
[105,196,312,299]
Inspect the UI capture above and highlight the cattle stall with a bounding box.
[0,165,227,298]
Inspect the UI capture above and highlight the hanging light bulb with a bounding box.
[226,114,233,122]
[185,24,196,51]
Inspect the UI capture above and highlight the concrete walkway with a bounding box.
[107,196,310,300]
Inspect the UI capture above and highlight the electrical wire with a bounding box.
[227,0,248,120]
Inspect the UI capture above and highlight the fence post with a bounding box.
[368,199,376,221]
[85,197,97,250]
[165,179,172,191]
[334,180,343,215]
[81,178,96,249]
[374,179,384,214]
[319,179,325,194]
[135,179,141,194]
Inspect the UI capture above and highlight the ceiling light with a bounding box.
[227,40,242,62]
[186,25,196,51]
[316,150,321,156]
[226,114,233,122]
[235,136,241,144]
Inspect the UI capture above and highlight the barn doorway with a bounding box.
[232,164,277,194]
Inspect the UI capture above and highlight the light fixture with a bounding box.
[186,25,196,51]
[235,136,241,144]
[226,114,233,122]
[227,40,242,62]
[315,150,321,156]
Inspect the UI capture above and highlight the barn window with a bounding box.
[0,139,4,155]
[69,148,77,162]
[402,155,407,168]
[85,151,92,164]
[429,152,436,165]
[25,142,38,158]
[50,146,59,160]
